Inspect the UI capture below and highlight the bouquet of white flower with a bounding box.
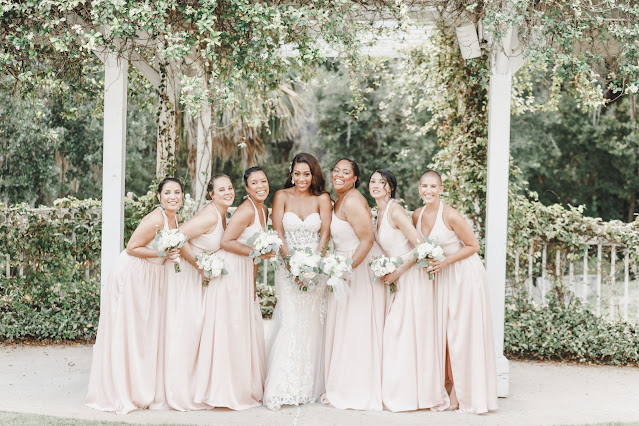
[247,230,283,264]
[414,238,445,280]
[287,247,324,291]
[321,253,353,302]
[195,251,228,286]
[369,255,403,293]
[152,228,189,272]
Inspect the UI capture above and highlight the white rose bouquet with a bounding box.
[247,230,283,264]
[152,228,189,272]
[287,247,324,291]
[321,254,353,302]
[195,251,228,286]
[414,238,445,279]
[369,255,403,293]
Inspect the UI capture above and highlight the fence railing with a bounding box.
[507,239,638,322]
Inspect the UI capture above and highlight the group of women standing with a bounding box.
[85,153,498,416]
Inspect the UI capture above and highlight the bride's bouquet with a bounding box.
[369,255,403,293]
[195,251,228,286]
[287,247,323,291]
[152,228,189,272]
[414,238,445,280]
[247,230,283,265]
[321,254,353,302]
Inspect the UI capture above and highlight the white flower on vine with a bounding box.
[238,142,247,149]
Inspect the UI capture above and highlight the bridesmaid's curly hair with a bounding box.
[284,153,327,196]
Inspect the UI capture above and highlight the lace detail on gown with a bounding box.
[264,212,328,410]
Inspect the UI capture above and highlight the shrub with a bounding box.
[505,291,639,365]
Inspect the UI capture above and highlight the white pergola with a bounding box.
[98,20,517,397]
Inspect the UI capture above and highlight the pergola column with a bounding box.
[485,49,512,397]
[100,52,129,295]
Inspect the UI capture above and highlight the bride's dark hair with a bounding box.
[284,153,327,196]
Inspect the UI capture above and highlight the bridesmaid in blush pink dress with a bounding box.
[160,174,234,411]
[369,170,449,412]
[85,178,183,414]
[323,158,385,411]
[193,167,270,410]
[414,170,498,414]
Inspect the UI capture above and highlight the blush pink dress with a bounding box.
[417,202,498,414]
[375,199,449,412]
[161,203,225,411]
[323,211,386,411]
[193,197,266,410]
[85,208,176,414]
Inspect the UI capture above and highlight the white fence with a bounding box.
[508,240,638,322]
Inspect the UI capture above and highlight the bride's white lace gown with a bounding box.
[263,212,327,410]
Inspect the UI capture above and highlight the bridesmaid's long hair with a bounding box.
[284,153,327,196]
[372,169,397,199]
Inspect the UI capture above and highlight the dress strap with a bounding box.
[158,207,170,230]
[417,203,427,238]
[382,199,393,228]
[211,201,225,230]
[247,196,266,231]
[433,201,445,230]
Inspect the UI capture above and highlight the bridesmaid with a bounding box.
[160,174,234,411]
[85,177,183,414]
[193,167,271,410]
[369,169,448,412]
[413,170,498,414]
[323,158,385,411]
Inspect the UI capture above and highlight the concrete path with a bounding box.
[1,343,639,425]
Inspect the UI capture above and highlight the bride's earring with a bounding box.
[291,176,295,185]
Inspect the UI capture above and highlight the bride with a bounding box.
[264,153,332,411]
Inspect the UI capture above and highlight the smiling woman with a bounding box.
[264,153,332,411]
[85,177,183,414]
[192,167,271,410]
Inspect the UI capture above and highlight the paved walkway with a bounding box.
[2,343,639,425]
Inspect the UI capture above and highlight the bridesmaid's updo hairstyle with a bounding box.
[421,170,443,186]
[157,177,184,193]
[335,157,361,188]
[284,152,327,196]
[243,166,266,186]
[205,173,230,200]
[372,169,397,199]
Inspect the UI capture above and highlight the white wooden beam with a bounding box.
[485,49,512,398]
[100,52,129,296]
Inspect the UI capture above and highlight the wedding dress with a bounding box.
[263,211,327,410]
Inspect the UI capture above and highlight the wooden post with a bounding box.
[485,47,512,398]
[100,52,129,296]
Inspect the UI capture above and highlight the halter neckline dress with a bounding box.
[417,201,498,414]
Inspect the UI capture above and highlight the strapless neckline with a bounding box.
[283,211,321,223]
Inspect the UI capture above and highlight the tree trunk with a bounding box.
[156,61,179,178]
